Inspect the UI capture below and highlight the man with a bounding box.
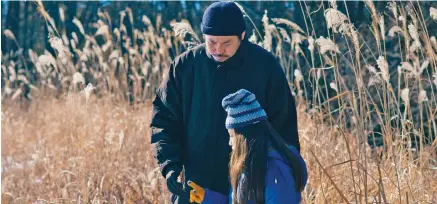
[150,2,300,203]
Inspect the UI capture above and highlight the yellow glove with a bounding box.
[188,181,205,203]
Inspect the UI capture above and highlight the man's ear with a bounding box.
[241,31,246,40]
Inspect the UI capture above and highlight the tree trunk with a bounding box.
[4,1,20,52]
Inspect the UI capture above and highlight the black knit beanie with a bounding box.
[201,2,246,36]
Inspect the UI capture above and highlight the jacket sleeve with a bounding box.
[150,59,185,177]
[265,58,301,152]
[265,160,302,203]
[202,189,229,204]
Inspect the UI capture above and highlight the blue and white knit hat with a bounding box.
[222,89,268,129]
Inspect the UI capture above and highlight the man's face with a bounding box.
[204,32,245,62]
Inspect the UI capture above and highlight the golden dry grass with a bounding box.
[1,93,169,203]
[2,93,437,203]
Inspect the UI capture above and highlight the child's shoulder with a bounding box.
[265,152,298,202]
[267,144,299,161]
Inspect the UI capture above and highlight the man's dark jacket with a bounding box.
[150,39,300,203]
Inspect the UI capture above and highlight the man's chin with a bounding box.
[213,56,228,62]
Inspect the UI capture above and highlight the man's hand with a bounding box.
[165,168,184,195]
[188,181,205,203]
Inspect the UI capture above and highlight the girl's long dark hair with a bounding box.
[266,122,306,192]
[229,120,305,204]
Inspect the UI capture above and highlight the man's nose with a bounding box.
[216,44,225,54]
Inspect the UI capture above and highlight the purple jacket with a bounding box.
[201,145,307,203]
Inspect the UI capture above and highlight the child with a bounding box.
[188,89,308,203]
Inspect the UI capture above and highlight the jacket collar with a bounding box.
[205,39,247,69]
